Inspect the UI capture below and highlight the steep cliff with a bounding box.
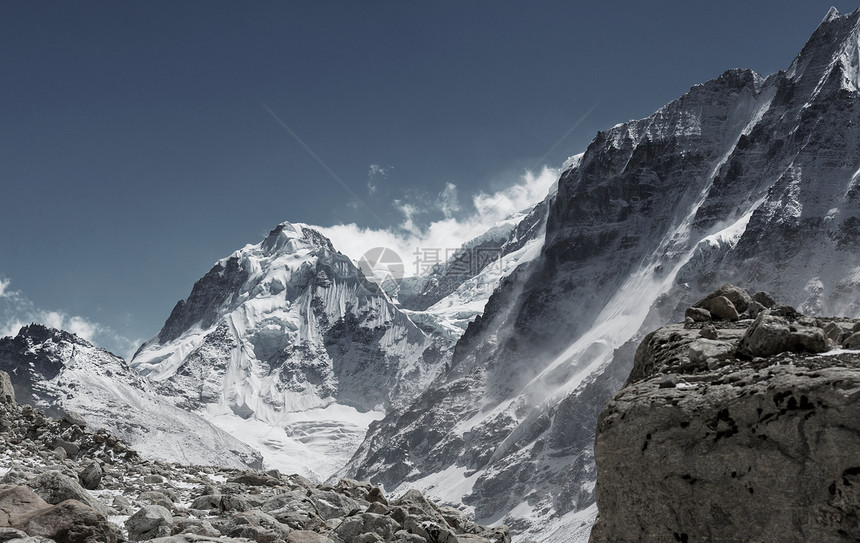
[591,287,860,542]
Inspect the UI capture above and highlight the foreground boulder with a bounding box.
[13,499,117,543]
[590,288,860,542]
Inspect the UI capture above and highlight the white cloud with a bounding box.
[320,166,559,276]
[0,277,141,359]
[367,163,392,195]
[368,163,392,179]
[436,182,460,218]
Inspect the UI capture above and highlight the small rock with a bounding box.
[843,332,860,350]
[708,296,739,321]
[695,284,752,314]
[79,461,103,490]
[657,374,679,389]
[699,325,718,340]
[62,410,88,428]
[752,291,776,308]
[367,502,388,514]
[0,527,29,542]
[747,301,766,318]
[366,487,388,505]
[190,494,222,511]
[685,307,711,322]
[126,504,173,541]
[138,490,173,510]
[51,439,80,458]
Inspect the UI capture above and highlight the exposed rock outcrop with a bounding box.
[591,287,860,542]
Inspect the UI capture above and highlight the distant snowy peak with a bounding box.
[132,219,440,416]
[788,7,860,93]
[0,324,261,469]
[149,222,340,348]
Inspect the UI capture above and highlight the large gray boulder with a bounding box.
[27,472,108,517]
[0,487,48,525]
[0,371,15,404]
[12,499,117,543]
[693,284,752,315]
[125,505,173,541]
[77,462,102,491]
[737,313,828,358]
[333,513,401,542]
[285,531,337,543]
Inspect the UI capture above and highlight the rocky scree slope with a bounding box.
[0,324,261,470]
[590,286,860,543]
[0,369,512,543]
[343,9,860,542]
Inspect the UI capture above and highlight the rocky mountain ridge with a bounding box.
[590,285,860,542]
[342,8,860,542]
[0,325,261,470]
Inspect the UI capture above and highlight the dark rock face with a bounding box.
[156,257,251,345]
[590,289,860,543]
[345,9,860,539]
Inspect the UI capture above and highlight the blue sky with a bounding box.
[0,1,855,356]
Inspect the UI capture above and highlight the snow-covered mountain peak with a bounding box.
[823,6,842,24]
[259,221,336,256]
[0,325,263,469]
[788,8,860,94]
[130,221,446,478]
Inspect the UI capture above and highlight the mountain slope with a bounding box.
[342,9,860,541]
[131,222,444,479]
[0,324,262,469]
[400,187,559,343]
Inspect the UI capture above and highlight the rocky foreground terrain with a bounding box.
[0,371,511,543]
[590,285,860,543]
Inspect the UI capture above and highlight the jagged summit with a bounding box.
[13,323,90,349]
[789,7,860,93]
[823,6,841,24]
[260,221,336,255]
